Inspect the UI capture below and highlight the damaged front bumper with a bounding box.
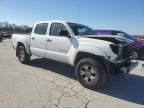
[120,61,139,73]
[106,58,138,74]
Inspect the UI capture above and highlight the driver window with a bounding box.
[50,23,69,36]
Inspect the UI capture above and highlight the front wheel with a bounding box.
[17,45,30,64]
[75,58,107,88]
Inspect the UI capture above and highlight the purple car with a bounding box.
[95,30,144,59]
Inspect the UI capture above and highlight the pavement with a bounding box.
[0,39,144,108]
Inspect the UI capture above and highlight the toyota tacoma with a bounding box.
[12,21,137,88]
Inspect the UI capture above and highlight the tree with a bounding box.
[0,21,32,33]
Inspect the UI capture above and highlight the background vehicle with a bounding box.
[95,30,144,59]
[2,32,12,39]
[12,21,137,88]
[0,32,4,42]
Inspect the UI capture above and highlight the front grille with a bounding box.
[110,44,119,54]
[120,44,132,59]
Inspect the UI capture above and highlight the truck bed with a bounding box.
[12,34,30,49]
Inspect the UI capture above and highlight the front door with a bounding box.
[46,23,72,63]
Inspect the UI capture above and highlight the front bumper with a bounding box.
[120,61,139,73]
[106,58,138,74]
[106,43,138,74]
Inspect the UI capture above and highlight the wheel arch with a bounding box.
[73,52,109,73]
[16,42,31,56]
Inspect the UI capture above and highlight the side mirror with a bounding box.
[59,30,70,38]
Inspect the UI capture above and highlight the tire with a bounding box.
[17,45,30,64]
[75,58,107,88]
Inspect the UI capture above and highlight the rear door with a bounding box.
[30,23,48,57]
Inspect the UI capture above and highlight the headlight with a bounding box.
[110,44,119,54]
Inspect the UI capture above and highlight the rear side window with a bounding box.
[34,23,48,35]
[50,23,69,36]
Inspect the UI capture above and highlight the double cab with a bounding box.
[12,21,137,88]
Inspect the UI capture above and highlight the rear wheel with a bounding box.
[17,45,30,64]
[75,58,107,88]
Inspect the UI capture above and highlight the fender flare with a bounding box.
[16,42,31,56]
[69,46,109,66]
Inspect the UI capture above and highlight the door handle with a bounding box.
[46,39,52,42]
[31,37,35,40]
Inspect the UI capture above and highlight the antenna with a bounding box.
[77,0,80,23]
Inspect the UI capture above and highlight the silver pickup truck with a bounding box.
[12,20,138,88]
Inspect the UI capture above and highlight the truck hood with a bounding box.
[79,35,131,44]
[78,35,113,45]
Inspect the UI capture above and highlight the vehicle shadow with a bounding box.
[30,58,75,79]
[29,58,144,105]
[96,74,144,105]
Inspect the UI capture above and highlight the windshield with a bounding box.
[68,23,96,36]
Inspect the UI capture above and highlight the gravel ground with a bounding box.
[0,39,144,108]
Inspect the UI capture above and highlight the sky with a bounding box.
[0,0,144,35]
